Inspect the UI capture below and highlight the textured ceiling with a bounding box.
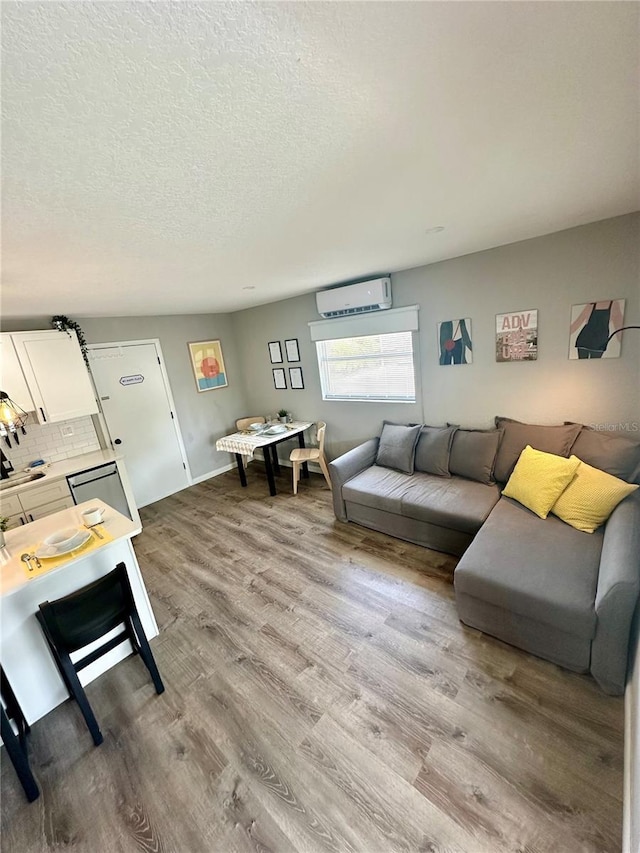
[2,1,638,318]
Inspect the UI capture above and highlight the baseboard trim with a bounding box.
[191,457,323,487]
[190,462,235,484]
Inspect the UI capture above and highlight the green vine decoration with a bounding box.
[51,315,89,368]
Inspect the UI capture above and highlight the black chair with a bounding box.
[36,562,164,747]
[1,666,39,802]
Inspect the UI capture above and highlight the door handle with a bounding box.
[114,439,122,445]
[40,407,47,422]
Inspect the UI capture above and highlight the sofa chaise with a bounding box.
[329,418,640,695]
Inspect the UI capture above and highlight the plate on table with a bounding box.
[35,529,92,559]
[263,424,288,436]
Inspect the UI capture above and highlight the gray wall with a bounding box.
[76,314,249,480]
[233,292,425,460]
[3,213,638,468]
[233,213,640,458]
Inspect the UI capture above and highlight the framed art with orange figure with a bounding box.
[188,340,228,391]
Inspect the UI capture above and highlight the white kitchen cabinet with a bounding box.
[10,330,98,424]
[1,493,22,517]
[1,479,75,524]
[1,495,29,529]
[24,496,75,522]
[5,512,28,530]
[0,333,36,413]
[19,478,73,512]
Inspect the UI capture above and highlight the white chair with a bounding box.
[289,422,331,494]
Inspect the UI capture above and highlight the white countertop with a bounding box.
[0,499,141,597]
[0,449,122,500]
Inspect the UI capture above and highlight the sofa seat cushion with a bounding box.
[342,465,414,515]
[401,476,501,535]
[454,497,603,639]
[342,467,500,535]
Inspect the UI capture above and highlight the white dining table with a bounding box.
[216,421,313,496]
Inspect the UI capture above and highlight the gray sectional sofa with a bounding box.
[329,419,640,695]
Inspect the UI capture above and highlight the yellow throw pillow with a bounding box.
[502,445,580,519]
[551,457,638,533]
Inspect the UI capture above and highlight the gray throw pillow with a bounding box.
[566,424,640,484]
[493,416,581,483]
[414,426,457,477]
[376,422,423,474]
[449,428,502,485]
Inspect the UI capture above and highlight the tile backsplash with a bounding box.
[2,416,101,471]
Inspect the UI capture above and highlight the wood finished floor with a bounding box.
[1,464,625,852]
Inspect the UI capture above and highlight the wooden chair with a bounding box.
[236,416,265,431]
[290,421,331,494]
[36,562,164,747]
[235,417,267,473]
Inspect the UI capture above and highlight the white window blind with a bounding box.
[316,331,416,403]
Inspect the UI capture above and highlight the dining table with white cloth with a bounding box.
[216,421,314,496]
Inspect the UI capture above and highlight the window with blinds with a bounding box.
[316,331,416,403]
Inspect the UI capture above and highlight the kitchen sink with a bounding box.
[0,473,46,491]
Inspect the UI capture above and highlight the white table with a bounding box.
[0,499,158,725]
[216,421,313,496]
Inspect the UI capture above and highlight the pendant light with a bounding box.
[0,392,28,448]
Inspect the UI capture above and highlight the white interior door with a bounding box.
[88,342,189,508]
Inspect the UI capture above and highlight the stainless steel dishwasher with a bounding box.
[67,463,131,519]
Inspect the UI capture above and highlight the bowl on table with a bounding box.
[43,529,81,551]
[249,423,264,432]
[263,424,288,436]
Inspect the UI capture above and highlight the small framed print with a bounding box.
[289,366,304,389]
[284,338,300,362]
[272,368,287,390]
[268,341,283,364]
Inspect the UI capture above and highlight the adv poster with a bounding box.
[496,309,538,362]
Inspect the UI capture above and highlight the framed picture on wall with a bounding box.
[496,309,538,362]
[437,318,473,365]
[568,299,626,359]
[268,341,283,364]
[284,338,300,362]
[188,340,228,392]
[272,368,287,390]
[289,367,304,389]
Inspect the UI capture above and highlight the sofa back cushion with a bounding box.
[414,426,457,477]
[449,428,502,485]
[493,417,581,483]
[566,425,640,484]
[376,422,422,474]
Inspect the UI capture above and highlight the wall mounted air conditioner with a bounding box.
[315,277,392,318]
